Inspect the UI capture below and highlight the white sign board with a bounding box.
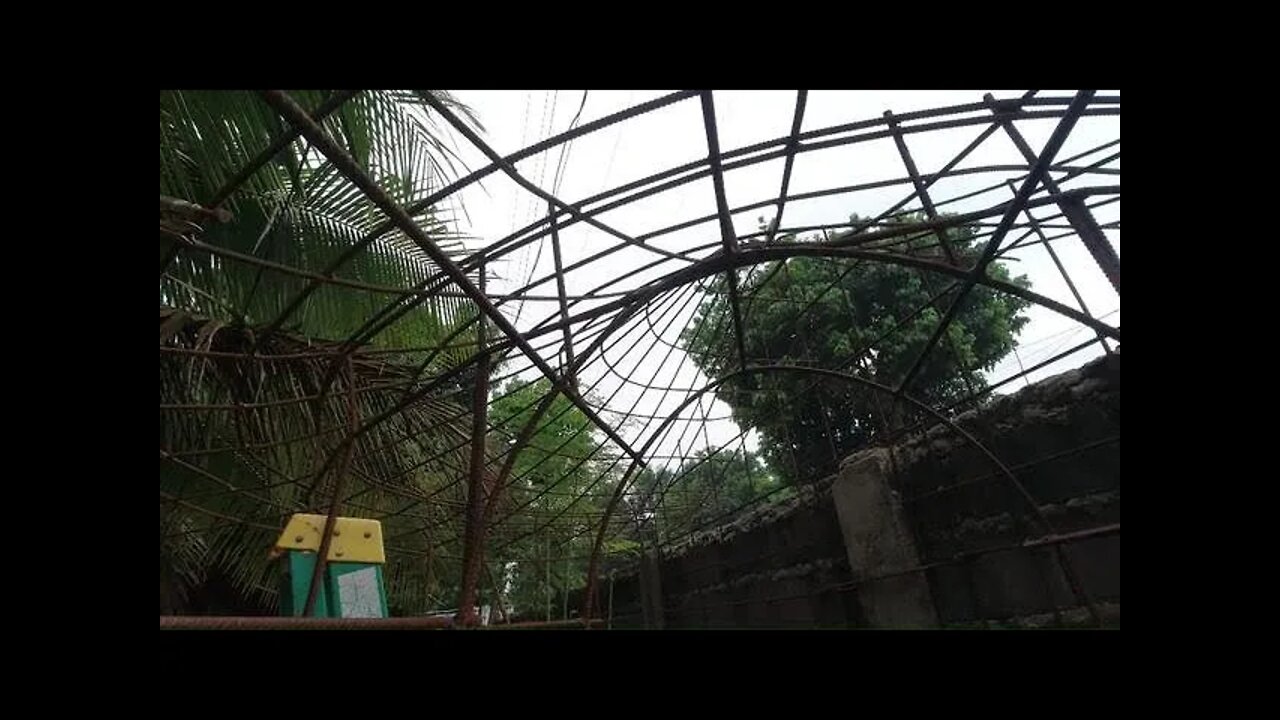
[337,567,383,618]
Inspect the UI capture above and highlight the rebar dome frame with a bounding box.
[159,89,1119,626]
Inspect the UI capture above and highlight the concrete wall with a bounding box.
[903,352,1119,627]
[603,481,858,628]
[596,352,1120,629]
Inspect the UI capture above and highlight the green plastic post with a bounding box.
[279,551,331,617]
[278,552,388,618]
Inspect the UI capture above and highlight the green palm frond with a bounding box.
[159,89,480,347]
[160,311,476,614]
[160,90,488,615]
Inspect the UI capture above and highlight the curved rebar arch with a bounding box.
[575,363,1103,625]
[159,88,1119,625]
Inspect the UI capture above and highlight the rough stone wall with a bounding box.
[595,353,1120,629]
[897,352,1121,627]
[603,480,856,628]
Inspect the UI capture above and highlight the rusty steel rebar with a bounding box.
[159,616,451,631]
[456,266,492,627]
[302,354,359,617]
[984,93,1120,295]
[159,616,603,630]
[316,97,1117,359]
[257,89,648,478]
[895,90,1097,396]
[163,90,1119,629]
[700,91,750,372]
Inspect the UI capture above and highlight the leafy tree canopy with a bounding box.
[681,212,1031,483]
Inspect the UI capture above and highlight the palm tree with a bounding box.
[160,90,486,614]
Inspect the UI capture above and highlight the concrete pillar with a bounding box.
[638,552,665,629]
[831,448,939,628]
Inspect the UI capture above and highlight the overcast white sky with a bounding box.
[437,90,1120,464]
